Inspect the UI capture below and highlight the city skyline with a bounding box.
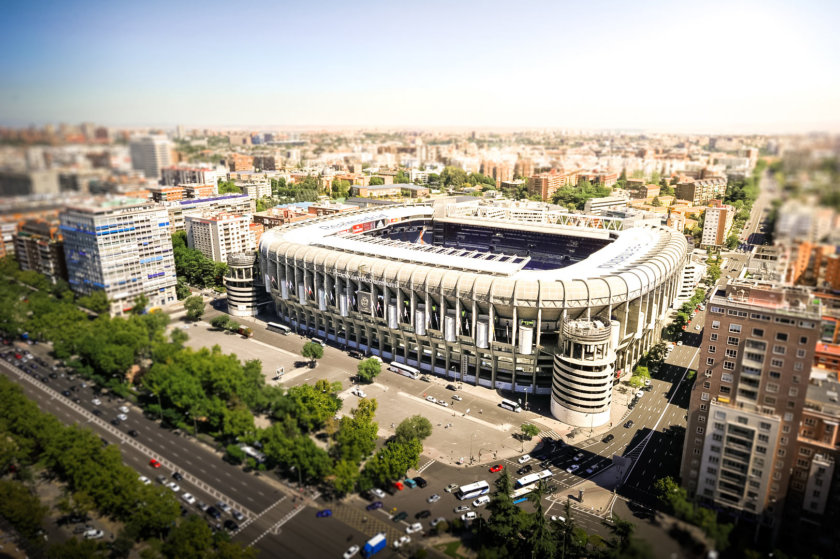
[2,0,839,133]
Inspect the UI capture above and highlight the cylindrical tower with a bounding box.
[224,252,262,317]
[550,317,616,427]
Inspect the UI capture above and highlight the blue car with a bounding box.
[366,501,383,511]
[316,509,332,518]
[404,478,417,489]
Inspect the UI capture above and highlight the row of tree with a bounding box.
[0,377,255,558]
[172,231,227,289]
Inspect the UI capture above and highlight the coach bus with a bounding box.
[499,398,522,412]
[389,361,420,380]
[510,486,535,503]
[266,322,291,335]
[456,480,490,501]
[514,469,553,489]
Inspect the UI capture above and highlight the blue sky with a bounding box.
[1,0,838,132]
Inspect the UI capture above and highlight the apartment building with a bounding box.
[240,182,272,199]
[183,184,216,198]
[253,207,312,230]
[675,177,728,205]
[60,199,177,315]
[527,170,578,201]
[584,194,629,216]
[160,166,220,188]
[129,135,173,182]
[185,213,255,263]
[164,194,255,234]
[12,219,67,284]
[149,186,186,202]
[228,153,255,172]
[701,200,735,248]
[681,280,821,528]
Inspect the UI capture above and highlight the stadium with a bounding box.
[259,199,688,427]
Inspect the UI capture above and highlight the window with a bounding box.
[730,324,742,333]
[789,387,799,397]
[728,336,741,346]
[767,383,779,393]
[720,386,731,394]
[700,404,708,411]
[771,358,784,368]
[784,412,793,422]
[764,397,776,405]
[712,320,720,330]
[794,362,803,371]
[738,417,749,425]
[707,466,718,474]
[709,455,720,464]
[760,422,771,431]
[725,348,738,358]
[708,345,717,354]
[723,361,735,370]
[770,371,781,379]
[752,328,764,337]
[699,415,706,422]
[701,392,710,401]
[721,373,733,383]
[703,381,711,389]
[714,422,725,430]
[710,333,718,341]
[706,358,715,366]
[705,368,713,376]
[780,436,788,446]
[800,336,809,345]
[697,427,705,434]
[778,449,786,457]
[756,446,767,454]
[796,348,806,358]
[776,332,788,342]
[773,345,787,355]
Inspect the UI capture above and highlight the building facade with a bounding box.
[13,219,67,284]
[160,166,220,188]
[185,213,255,263]
[701,201,735,248]
[164,194,255,234]
[681,281,821,528]
[129,135,173,182]
[60,200,177,315]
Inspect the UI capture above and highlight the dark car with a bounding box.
[366,501,384,511]
[92,409,102,417]
[206,506,221,519]
[110,418,120,426]
[415,510,431,519]
[539,460,552,469]
[128,430,139,438]
[348,349,365,359]
[223,519,239,531]
[62,390,71,397]
[516,465,532,475]
[172,472,183,481]
[414,476,428,488]
[602,434,615,443]
[316,509,332,518]
[624,420,634,429]
[392,511,408,522]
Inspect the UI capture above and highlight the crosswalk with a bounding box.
[416,459,436,474]
[539,429,560,440]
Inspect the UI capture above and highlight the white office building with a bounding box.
[60,199,177,315]
[129,135,173,183]
[185,213,255,263]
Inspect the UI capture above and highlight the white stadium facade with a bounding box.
[259,199,688,427]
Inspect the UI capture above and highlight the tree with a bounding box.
[218,180,241,194]
[395,415,433,443]
[131,293,150,315]
[394,170,410,184]
[176,279,191,300]
[162,514,214,559]
[368,176,385,186]
[362,437,422,486]
[331,179,351,198]
[331,459,360,495]
[210,315,231,330]
[485,470,526,552]
[441,166,467,188]
[356,358,381,383]
[520,423,540,440]
[77,289,110,314]
[333,398,378,464]
[651,196,662,207]
[725,234,739,250]
[301,341,324,367]
[183,295,205,321]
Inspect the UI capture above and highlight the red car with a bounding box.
[489,464,504,473]
[393,481,405,491]
[149,459,161,468]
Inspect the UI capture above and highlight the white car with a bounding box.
[370,488,386,499]
[517,454,532,464]
[436,400,449,407]
[454,505,470,513]
[695,324,701,330]
[166,482,181,493]
[138,475,151,485]
[550,515,566,523]
[644,379,651,387]
[635,390,644,398]
[461,512,477,522]
[216,501,232,515]
[573,452,584,461]
[472,496,490,507]
[585,465,599,475]
[405,522,423,534]
[343,545,360,559]
[393,536,411,549]
[452,395,463,401]
[677,341,683,346]
[117,413,128,421]
[425,395,437,403]
[445,483,459,493]
[91,398,101,406]
[430,517,446,527]
[352,388,367,398]
[427,494,441,503]
[118,405,129,414]
[566,464,580,473]
[181,493,196,505]
[83,529,104,540]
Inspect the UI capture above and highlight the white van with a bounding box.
[472,495,490,507]
[311,338,326,347]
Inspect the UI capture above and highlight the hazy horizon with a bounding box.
[2,0,839,134]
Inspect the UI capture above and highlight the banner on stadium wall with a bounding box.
[357,291,373,314]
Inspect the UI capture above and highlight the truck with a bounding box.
[362,532,387,557]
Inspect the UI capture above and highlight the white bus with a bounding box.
[266,322,291,335]
[456,480,490,501]
[388,361,420,380]
[510,486,536,503]
[514,469,553,489]
[499,398,522,412]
